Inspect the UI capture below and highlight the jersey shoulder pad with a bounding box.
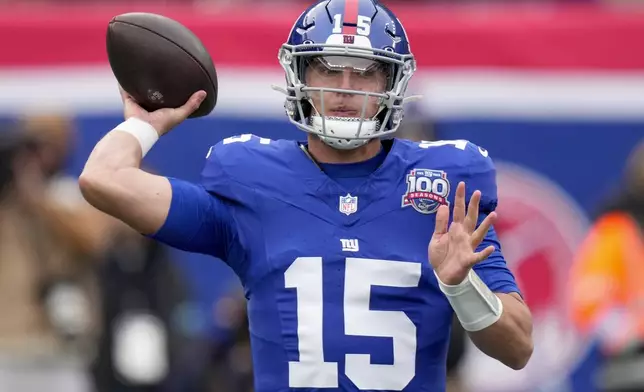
[205,134,273,164]
[406,139,498,212]
[200,134,290,195]
[416,139,494,172]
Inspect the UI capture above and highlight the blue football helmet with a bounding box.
[273,0,418,149]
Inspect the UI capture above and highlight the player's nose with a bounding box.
[339,69,355,90]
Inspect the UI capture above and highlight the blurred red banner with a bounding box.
[1,4,643,69]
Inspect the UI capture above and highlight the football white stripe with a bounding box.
[2,65,644,120]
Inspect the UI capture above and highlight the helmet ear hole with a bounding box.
[291,56,314,123]
[293,100,313,122]
[376,110,388,128]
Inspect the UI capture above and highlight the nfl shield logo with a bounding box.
[339,193,358,216]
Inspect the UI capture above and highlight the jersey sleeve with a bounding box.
[149,178,241,262]
[461,141,498,214]
[472,215,521,295]
[458,143,519,293]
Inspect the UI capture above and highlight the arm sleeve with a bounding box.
[149,177,239,260]
[456,142,518,294]
[473,218,522,295]
[463,142,498,214]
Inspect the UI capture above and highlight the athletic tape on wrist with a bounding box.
[113,117,159,157]
[435,269,503,332]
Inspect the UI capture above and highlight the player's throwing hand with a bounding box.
[429,182,497,285]
[120,86,206,136]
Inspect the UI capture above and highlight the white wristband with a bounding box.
[435,269,503,332]
[112,117,159,157]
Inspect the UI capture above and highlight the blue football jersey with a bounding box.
[155,135,520,392]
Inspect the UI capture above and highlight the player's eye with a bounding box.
[321,68,342,76]
[357,69,376,78]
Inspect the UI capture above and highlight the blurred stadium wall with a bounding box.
[0,3,643,392]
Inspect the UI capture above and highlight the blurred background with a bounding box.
[0,1,643,392]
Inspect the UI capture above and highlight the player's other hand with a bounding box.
[429,182,497,285]
[119,87,207,136]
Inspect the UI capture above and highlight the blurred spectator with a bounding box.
[91,223,210,392]
[0,115,111,392]
[20,114,112,256]
[569,139,644,392]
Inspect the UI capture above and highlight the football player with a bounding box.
[80,0,534,390]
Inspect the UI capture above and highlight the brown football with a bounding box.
[106,12,218,118]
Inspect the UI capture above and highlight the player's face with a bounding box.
[304,56,388,118]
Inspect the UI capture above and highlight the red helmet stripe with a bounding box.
[342,0,359,35]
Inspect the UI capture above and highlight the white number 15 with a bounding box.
[285,257,421,390]
[332,14,372,36]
